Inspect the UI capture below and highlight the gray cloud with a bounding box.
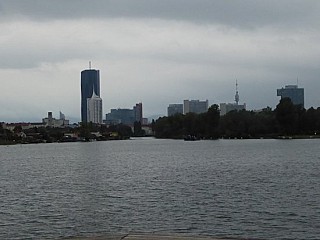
[1,0,319,29]
[0,1,319,122]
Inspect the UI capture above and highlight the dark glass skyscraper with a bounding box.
[277,85,304,108]
[81,69,100,123]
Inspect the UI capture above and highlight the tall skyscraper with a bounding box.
[81,68,100,122]
[277,85,304,107]
[87,91,103,124]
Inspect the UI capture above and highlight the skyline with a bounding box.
[1,0,320,122]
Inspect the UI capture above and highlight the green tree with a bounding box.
[275,98,299,135]
[205,104,220,138]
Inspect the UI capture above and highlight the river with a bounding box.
[1,138,319,239]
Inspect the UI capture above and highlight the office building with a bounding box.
[167,104,183,116]
[106,108,135,125]
[87,91,103,124]
[81,68,100,122]
[183,99,208,114]
[277,85,304,107]
[133,103,143,123]
[105,103,143,125]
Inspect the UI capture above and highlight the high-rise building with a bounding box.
[87,91,103,124]
[81,68,100,122]
[133,102,143,123]
[183,99,208,114]
[167,104,183,116]
[277,85,304,107]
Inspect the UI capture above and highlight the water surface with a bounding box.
[1,139,320,239]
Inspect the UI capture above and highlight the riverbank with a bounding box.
[67,233,234,240]
[1,134,320,146]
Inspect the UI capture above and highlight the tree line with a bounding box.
[153,98,320,139]
[0,121,142,144]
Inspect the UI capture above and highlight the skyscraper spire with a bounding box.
[235,79,239,105]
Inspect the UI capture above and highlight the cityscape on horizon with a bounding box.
[1,1,319,124]
[0,65,307,126]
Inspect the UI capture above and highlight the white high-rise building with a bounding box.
[87,91,103,124]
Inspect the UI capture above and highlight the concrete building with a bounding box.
[183,100,208,114]
[167,104,183,116]
[220,103,246,116]
[81,68,100,123]
[87,91,103,124]
[277,84,304,107]
[42,111,70,127]
[106,108,134,125]
[133,103,143,123]
[220,81,246,116]
[105,103,143,125]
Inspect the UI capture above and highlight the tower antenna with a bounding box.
[235,79,239,105]
[89,61,91,70]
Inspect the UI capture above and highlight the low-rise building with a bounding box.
[42,111,69,127]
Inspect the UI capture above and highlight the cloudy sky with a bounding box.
[1,0,320,122]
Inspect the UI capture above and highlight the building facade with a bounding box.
[167,104,183,116]
[105,108,134,125]
[183,99,209,114]
[87,91,103,124]
[105,103,143,125]
[81,69,100,122]
[220,103,246,116]
[133,103,143,123]
[42,111,69,127]
[277,85,304,107]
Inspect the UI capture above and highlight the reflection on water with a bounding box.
[1,139,320,239]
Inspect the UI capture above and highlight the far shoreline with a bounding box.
[1,134,320,146]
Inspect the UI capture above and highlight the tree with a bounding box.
[133,121,145,137]
[205,104,220,138]
[275,98,299,135]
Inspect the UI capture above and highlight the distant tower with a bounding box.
[81,63,100,123]
[235,80,239,105]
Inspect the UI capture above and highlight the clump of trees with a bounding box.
[153,98,320,139]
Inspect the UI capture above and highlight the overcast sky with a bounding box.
[1,0,320,122]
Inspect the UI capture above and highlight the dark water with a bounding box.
[1,138,320,240]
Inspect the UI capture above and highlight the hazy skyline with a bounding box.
[1,0,320,122]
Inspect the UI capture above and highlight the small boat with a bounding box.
[184,135,199,141]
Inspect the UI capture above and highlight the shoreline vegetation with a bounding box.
[1,98,320,145]
[154,98,320,140]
